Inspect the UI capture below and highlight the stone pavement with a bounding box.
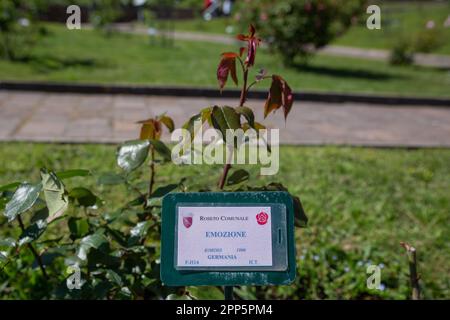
[1,90,449,147]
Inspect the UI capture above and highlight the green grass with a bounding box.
[1,24,450,98]
[335,2,450,54]
[0,142,449,299]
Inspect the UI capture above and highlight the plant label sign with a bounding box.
[176,206,274,269]
[161,192,297,286]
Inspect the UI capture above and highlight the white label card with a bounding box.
[176,206,273,268]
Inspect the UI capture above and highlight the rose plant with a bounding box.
[0,25,306,299]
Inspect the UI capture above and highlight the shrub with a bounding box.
[413,26,445,53]
[0,25,307,300]
[90,0,124,35]
[235,0,366,65]
[0,0,44,60]
[389,38,414,66]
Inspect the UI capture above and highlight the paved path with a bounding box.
[1,90,449,147]
[114,25,450,69]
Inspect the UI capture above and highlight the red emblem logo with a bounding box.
[182,212,193,228]
[256,211,269,225]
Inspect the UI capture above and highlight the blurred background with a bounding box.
[0,0,449,95]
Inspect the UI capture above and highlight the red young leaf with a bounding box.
[264,75,294,120]
[239,47,246,57]
[249,24,256,37]
[237,24,261,67]
[281,79,293,119]
[221,52,239,59]
[217,53,238,91]
[137,118,162,140]
[236,34,249,41]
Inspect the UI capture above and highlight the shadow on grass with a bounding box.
[291,63,405,80]
[13,54,111,73]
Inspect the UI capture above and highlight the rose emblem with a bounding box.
[182,212,193,228]
[256,211,269,225]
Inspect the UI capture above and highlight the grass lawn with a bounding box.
[1,24,449,98]
[0,142,449,299]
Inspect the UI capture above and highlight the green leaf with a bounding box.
[235,106,255,128]
[182,113,202,142]
[0,182,21,192]
[150,139,172,162]
[56,169,91,180]
[226,169,250,186]
[0,238,16,248]
[69,187,98,207]
[117,287,132,299]
[31,252,61,269]
[159,115,175,132]
[0,251,7,262]
[201,106,213,126]
[211,106,241,142]
[97,172,125,185]
[4,182,42,222]
[106,269,123,286]
[105,226,128,247]
[293,196,308,228]
[150,183,178,199]
[18,220,47,246]
[68,217,90,240]
[128,221,152,246]
[40,169,69,223]
[166,293,193,300]
[126,195,146,207]
[77,232,108,261]
[253,121,271,153]
[30,207,49,224]
[91,279,113,299]
[117,140,150,172]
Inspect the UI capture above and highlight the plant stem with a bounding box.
[239,68,249,107]
[246,75,271,93]
[400,242,421,300]
[224,286,234,300]
[148,146,156,197]
[218,66,249,190]
[17,215,48,279]
[218,164,231,190]
[218,144,234,189]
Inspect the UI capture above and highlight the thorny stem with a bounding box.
[17,215,48,279]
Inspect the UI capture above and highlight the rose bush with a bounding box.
[235,0,366,64]
[0,25,307,300]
